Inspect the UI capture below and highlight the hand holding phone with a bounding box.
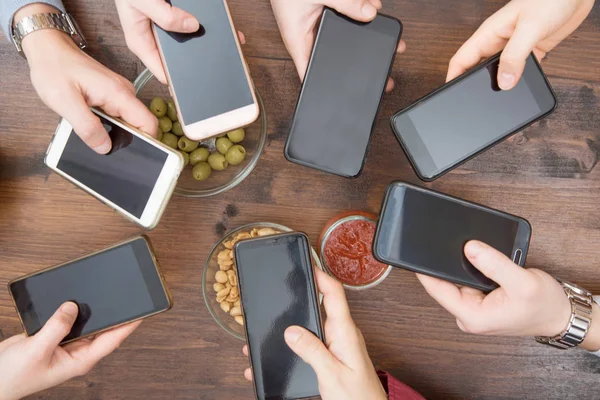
[0,302,140,400]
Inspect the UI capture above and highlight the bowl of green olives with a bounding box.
[134,68,267,197]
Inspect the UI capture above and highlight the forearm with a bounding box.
[1,0,65,43]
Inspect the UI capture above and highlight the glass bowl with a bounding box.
[133,68,267,197]
[202,222,323,341]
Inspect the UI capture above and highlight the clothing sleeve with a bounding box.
[377,370,425,400]
[1,0,65,43]
[591,296,600,357]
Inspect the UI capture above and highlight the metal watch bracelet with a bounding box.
[535,280,593,350]
[11,13,87,57]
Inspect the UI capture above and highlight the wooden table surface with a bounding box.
[1,0,599,399]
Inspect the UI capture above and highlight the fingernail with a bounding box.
[94,139,112,154]
[465,241,484,258]
[183,18,200,32]
[284,326,302,344]
[61,302,78,318]
[362,2,377,18]
[498,72,515,90]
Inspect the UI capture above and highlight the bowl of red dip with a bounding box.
[319,212,392,290]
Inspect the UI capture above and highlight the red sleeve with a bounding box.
[378,370,425,400]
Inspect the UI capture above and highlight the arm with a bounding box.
[0,0,65,42]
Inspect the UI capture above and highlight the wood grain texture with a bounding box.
[0,0,599,399]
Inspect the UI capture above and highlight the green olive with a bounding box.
[189,147,210,165]
[226,128,245,143]
[216,137,233,155]
[158,116,173,133]
[150,97,167,118]
[167,100,178,122]
[208,152,228,171]
[192,162,212,181]
[161,133,179,149]
[156,131,164,142]
[178,136,199,152]
[171,121,184,136]
[179,150,190,166]
[225,144,246,166]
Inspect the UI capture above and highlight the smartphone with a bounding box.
[284,8,402,178]
[8,236,172,345]
[153,0,259,141]
[373,182,531,292]
[234,233,324,400]
[45,108,184,230]
[391,53,557,181]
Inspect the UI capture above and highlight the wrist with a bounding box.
[13,3,61,25]
[580,303,600,352]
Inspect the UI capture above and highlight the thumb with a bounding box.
[284,326,337,377]
[136,0,200,33]
[327,0,379,22]
[32,302,79,354]
[497,22,543,90]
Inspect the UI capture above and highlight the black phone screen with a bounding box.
[56,113,168,218]
[235,233,322,400]
[392,54,556,180]
[374,183,529,291]
[9,238,170,343]
[285,9,402,177]
[155,0,254,125]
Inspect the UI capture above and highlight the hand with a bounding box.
[270,0,406,92]
[115,0,200,84]
[447,0,595,89]
[0,302,141,400]
[17,4,157,154]
[417,240,600,352]
[242,269,386,400]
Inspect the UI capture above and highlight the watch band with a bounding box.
[535,280,593,350]
[11,13,87,57]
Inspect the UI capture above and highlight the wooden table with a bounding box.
[1,0,599,398]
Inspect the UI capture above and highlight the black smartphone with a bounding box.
[373,182,531,292]
[234,233,324,400]
[284,8,402,178]
[391,53,557,181]
[8,236,172,344]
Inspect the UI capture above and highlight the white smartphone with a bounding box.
[45,108,184,229]
[153,0,259,141]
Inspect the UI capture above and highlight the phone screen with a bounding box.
[235,233,322,400]
[155,0,254,125]
[56,114,168,219]
[374,183,529,290]
[285,9,402,177]
[9,238,170,343]
[392,54,556,179]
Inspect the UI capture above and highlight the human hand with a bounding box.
[17,4,157,154]
[447,0,595,89]
[270,0,406,92]
[0,302,141,400]
[242,269,386,400]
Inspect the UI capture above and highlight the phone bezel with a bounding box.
[44,108,183,229]
[372,181,532,292]
[284,8,403,178]
[390,52,558,182]
[234,232,324,400]
[7,236,173,345]
[152,0,259,141]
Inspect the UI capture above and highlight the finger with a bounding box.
[327,0,378,22]
[102,82,158,137]
[385,78,395,93]
[314,269,353,328]
[397,39,407,54]
[55,89,112,153]
[464,241,532,291]
[370,0,383,10]
[244,367,253,382]
[416,274,475,320]
[121,25,168,84]
[238,31,246,45]
[284,325,337,377]
[497,23,544,90]
[32,302,78,355]
[242,344,248,356]
[81,321,142,364]
[135,0,200,33]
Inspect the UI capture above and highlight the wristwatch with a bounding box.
[535,280,594,349]
[11,13,87,57]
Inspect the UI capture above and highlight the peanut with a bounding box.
[215,270,228,283]
[213,282,225,292]
[235,316,244,326]
[230,306,242,317]
[220,301,232,313]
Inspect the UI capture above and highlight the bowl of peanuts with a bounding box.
[202,222,323,340]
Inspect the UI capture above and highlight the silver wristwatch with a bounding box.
[11,13,87,57]
[535,280,594,349]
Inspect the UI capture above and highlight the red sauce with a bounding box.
[323,219,387,286]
